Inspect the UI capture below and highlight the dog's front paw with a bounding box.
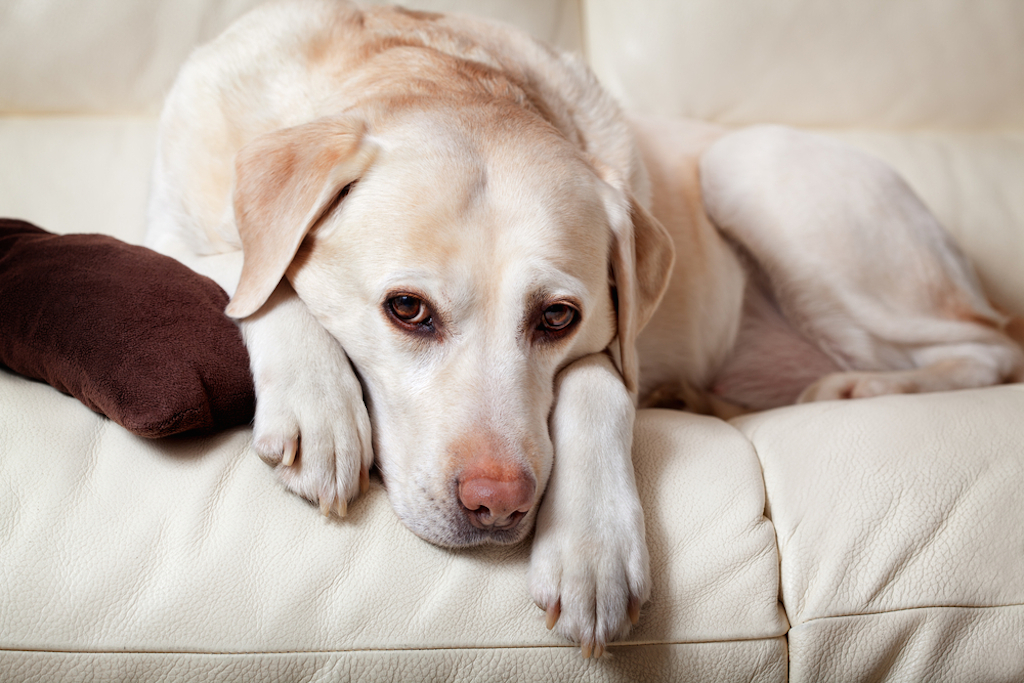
[528,511,650,658]
[252,353,373,517]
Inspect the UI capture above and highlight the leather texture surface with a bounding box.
[733,386,1024,682]
[585,0,1024,129]
[2,0,1023,681]
[1,642,788,683]
[0,0,583,114]
[0,377,787,681]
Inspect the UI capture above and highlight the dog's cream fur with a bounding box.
[146,0,1024,657]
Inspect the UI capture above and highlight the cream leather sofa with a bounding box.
[2,1,1023,681]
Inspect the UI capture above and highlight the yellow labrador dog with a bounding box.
[147,0,1023,657]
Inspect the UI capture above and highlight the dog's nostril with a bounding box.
[463,505,528,531]
[458,475,534,531]
[463,505,526,530]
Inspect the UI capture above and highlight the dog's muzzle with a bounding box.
[457,456,535,534]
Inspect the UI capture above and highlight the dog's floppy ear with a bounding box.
[604,185,675,395]
[226,116,377,319]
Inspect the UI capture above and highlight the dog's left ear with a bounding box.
[603,184,675,394]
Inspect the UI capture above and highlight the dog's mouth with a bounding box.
[408,504,536,548]
[447,508,536,547]
[379,471,538,548]
[462,506,527,532]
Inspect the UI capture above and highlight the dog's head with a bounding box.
[225,107,672,547]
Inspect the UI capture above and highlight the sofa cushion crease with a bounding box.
[0,639,789,683]
[786,605,1024,682]
[0,633,790,654]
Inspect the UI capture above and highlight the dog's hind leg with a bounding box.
[699,125,1023,402]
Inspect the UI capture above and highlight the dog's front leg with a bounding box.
[241,280,374,516]
[528,352,650,658]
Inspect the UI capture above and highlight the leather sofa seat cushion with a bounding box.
[0,393,788,680]
[733,386,1024,680]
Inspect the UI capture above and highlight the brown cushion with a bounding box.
[0,219,254,437]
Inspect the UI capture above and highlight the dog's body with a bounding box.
[146,0,1024,657]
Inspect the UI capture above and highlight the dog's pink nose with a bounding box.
[458,469,535,531]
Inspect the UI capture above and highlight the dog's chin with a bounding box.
[379,465,541,549]
[399,507,537,549]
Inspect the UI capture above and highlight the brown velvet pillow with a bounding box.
[0,219,254,437]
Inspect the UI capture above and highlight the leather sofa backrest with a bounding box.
[0,0,583,115]
[584,0,1024,129]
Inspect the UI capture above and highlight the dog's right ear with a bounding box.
[225,116,378,319]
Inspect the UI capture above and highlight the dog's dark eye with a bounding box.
[388,295,432,326]
[387,294,441,338]
[540,303,577,333]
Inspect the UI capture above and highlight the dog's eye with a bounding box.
[388,295,433,327]
[540,303,577,332]
[389,295,430,323]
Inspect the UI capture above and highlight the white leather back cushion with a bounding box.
[0,0,582,115]
[585,0,1024,129]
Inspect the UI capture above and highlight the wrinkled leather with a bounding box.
[2,1,1023,681]
[0,376,787,681]
[733,387,1024,682]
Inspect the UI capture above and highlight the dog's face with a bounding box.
[226,107,670,547]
